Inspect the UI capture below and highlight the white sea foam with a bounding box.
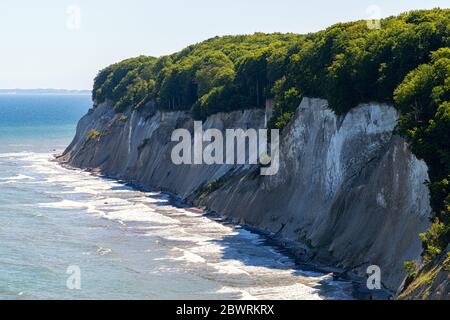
[104,207,179,225]
[96,246,112,255]
[235,283,323,300]
[172,248,206,264]
[38,199,88,209]
[37,199,104,216]
[209,261,251,276]
[216,286,256,300]
[0,152,34,159]
[24,164,60,174]
[0,174,36,181]
[1,151,354,300]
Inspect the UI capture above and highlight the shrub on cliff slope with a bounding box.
[86,129,100,141]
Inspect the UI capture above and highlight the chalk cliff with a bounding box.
[59,97,433,294]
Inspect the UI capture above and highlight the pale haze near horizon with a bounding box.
[0,0,448,90]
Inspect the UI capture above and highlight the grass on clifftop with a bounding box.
[399,251,450,299]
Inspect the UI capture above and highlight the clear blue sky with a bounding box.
[0,0,448,90]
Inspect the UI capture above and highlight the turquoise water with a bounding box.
[0,94,354,300]
[0,95,90,153]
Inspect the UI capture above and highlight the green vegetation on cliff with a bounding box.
[92,9,449,273]
[399,250,450,299]
[395,47,450,263]
[93,9,448,123]
[93,33,303,116]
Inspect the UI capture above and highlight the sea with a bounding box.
[0,94,355,300]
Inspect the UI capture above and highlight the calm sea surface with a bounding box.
[0,94,354,299]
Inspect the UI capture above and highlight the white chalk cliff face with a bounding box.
[60,97,432,293]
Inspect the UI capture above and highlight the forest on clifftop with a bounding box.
[91,8,450,295]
